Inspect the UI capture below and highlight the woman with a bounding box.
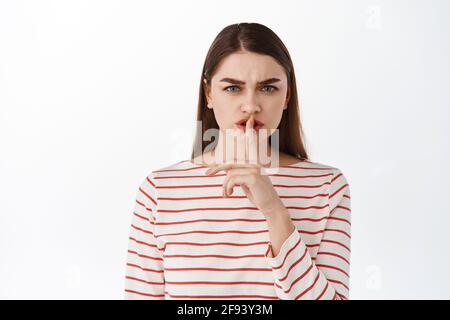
[124,22,351,300]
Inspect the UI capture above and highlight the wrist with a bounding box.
[263,202,289,220]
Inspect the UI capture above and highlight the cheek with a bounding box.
[210,92,236,126]
[263,103,285,129]
[211,103,234,128]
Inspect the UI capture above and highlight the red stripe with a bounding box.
[271,235,301,271]
[316,281,329,300]
[331,205,350,213]
[131,224,153,236]
[146,177,156,188]
[128,236,157,249]
[327,216,351,226]
[156,227,347,240]
[339,293,348,300]
[279,263,314,293]
[128,249,163,261]
[156,181,331,189]
[158,206,258,213]
[154,166,208,173]
[165,280,274,286]
[289,204,329,210]
[126,275,164,286]
[321,239,351,252]
[158,193,330,201]
[329,184,349,199]
[159,239,330,253]
[330,173,343,183]
[292,216,328,223]
[126,262,164,273]
[163,253,265,259]
[164,266,272,272]
[164,240,268,248]
[282,166,331,170]
[328,278,349,290]
[295,271,321,299]
[157,229,268,238]
[158,204,329,213]
[154,173,334,179]
[316,251,350,264]
[324,228,351,239]
[139,187,157,206]
[124,289,164,298]
[157,218,267,225]
[278,248,309,283]
[133,212,149,222]
[315,263,349,277]
[164,291,279,299]
[135,199,147,208]
[271,173,333,178]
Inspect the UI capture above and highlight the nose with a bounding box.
[241,98,261,114]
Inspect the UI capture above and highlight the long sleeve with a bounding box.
[263,169,351,300]
[124,173,165,299]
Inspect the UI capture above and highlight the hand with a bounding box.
[205,115,286,217]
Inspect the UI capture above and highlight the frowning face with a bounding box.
[204,50,290,136]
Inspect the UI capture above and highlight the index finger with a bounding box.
[245,115,258,165]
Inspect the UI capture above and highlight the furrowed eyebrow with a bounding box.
[219,77,281,85]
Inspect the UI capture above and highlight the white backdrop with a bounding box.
[1,0,449,299]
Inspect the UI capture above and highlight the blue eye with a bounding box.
[261,85,277,93]
[223,85,278,93]
[224,86,240,93]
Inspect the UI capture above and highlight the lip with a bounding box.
[234,118,264,132]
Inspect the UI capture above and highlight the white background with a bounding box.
[1,0,449,299]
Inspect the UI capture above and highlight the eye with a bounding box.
[261,85,278,93]
[224,86,240,93]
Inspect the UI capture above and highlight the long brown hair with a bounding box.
[190,22,308,161]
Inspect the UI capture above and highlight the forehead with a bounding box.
[212,51,287,84]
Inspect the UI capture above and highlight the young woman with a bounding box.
[124,23,351,300]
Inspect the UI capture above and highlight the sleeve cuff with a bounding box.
[264,226,300,265]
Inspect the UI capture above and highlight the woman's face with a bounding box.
[204,51,290,136]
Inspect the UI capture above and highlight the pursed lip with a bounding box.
[234,117,264,132]
[235,118,264,127]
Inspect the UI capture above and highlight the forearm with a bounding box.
[265,206,296,257]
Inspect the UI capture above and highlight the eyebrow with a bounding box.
[219,77,281,85]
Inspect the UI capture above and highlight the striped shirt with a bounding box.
[124,159,351,300]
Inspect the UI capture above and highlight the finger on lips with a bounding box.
[204,116,260,197]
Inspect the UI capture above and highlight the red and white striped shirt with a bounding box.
[124,159,351,300]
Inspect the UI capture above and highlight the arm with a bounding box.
[124,173,165,299]
[263,169,351,300]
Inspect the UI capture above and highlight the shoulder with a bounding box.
[135,160,194,208]
[302,159,347,175]
[293,159,346,178]
[143,159,201,182]
[304,160,351,210]
[300,159,350,197]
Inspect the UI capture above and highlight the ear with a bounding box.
[284,85,291,109]
[203,78,212,108]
